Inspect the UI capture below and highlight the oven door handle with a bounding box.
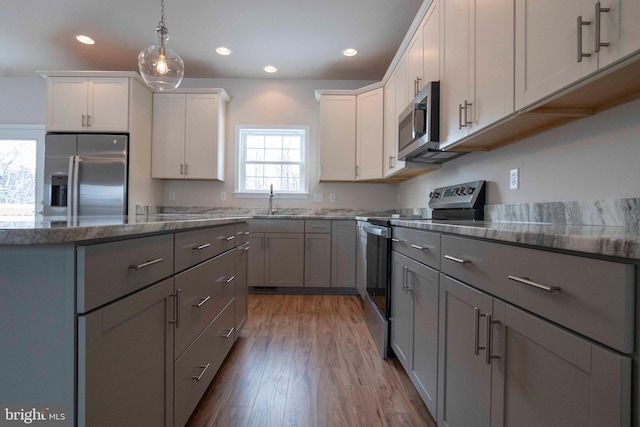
[363,225,391,238]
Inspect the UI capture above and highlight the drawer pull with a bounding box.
[411,244,428,251]
[236,231,250,235]
[444,255,470,264]
[222,327,235,339]
[219,276,235,283]
[129,258,163,270]
[391,238,403,243]
[508,275,561,293]
[193,243,211,250]
[237,245,250,252]
[170,288,181,328]
[192,363,211,382]
[225,236,236,241]
[193,295,211,308]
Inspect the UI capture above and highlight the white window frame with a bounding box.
[234,125,310,199]
[0,125,45,216]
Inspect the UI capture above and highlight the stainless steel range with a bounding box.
[363,180,487,358]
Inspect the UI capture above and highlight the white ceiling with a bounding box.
[1,0,423,80]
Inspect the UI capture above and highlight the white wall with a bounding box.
[0,76,46,124]
[399,98,640,208]
[163,78,401,210]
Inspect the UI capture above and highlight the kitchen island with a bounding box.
[0,214,250,427]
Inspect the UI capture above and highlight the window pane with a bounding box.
[0,139,36,216]
[265,136,282,149]
[246,134,264,149]
[264,164,281,178]
[246,148,264,161]
[282,149,301,162]
[283,136,301,149]
[245,164,264,178]
[264,149,282,162]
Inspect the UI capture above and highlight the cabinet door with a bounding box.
[395,54,409,119]
[438,274,493,427]
[247,232,265,287]
[409,259,439,418]
[265,233,304,287]
[78,278,173,427]
[184,93,223,180]
[235,243,249,335]
[470,0,515,132]
[355,228,367,298]
[383,72,404,177]
[491,300,631,427]
[390,252,413,370]
[331,220,356,287]
[152,93,186,179]
[515,0,596,109]
[440,0,471,147]
[422,0,440,84]
[47,77,88,131]
[304,233,331,287]
[88,78,129,131]
[617,0,640,60]
[356,88,384,181]
[408,29,424,97]
[319,95,356,181]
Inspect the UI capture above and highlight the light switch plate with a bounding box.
[329,193,336,203]
[168,191,175,201]
[220,191,227,201]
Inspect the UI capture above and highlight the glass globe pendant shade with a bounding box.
[138,25,184,91]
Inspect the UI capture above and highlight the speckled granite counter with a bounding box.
[390,219,640,261]
[0,214,251,245]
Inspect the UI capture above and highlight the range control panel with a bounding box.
[428,180,486,211]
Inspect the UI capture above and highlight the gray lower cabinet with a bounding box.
[438,274,632,427]
[78,278,174,427]
[247,232,266,287]
[305,233,331,287]
[390,251,439,418]
[331,220,356,287]
[265,232,305,286]
[355,221,367,298]
[235,242,249,335]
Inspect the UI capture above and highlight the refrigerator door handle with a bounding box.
[67,156,75,223]
[72,156,80,219]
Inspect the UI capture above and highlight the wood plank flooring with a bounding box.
[186,294,437,427]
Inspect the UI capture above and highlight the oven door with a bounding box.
[363,224,390,318]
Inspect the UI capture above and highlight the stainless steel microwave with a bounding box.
[398,82,467,165]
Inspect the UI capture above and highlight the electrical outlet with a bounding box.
[313,193,324,202]
[168,191,175,201]
[509,168,519,190]
[220,192,227,201]
[329,193,336,203]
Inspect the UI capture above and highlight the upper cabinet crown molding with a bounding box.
[39,70,146,86]
[314,82,383,102]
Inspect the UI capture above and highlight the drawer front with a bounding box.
[174,225,236,272]
[174,250,235,358]
[305,220,332,233]
[77,234,174,313]
[235,222,250,245]
[249,218,304,233]
[174,301,235,427]
[392,227,441,270]
[441,235,635,353]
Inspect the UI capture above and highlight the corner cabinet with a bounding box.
[152,90,228,180]
[318,95,357,181]
[356,88,384,181]
[46,76,130,132]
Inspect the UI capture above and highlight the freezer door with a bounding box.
[77,134,128,216]
[43,134,77,217]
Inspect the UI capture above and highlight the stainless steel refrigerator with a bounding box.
[43,134,128,218]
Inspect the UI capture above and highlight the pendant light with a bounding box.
[138,0,184,91]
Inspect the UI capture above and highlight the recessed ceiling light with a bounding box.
[343,48,358,57]
[216,47,231,55]
[264,66,277,73]
[76,35,95,45]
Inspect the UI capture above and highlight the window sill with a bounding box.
[233,192,310,200]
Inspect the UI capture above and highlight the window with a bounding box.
[0,126,45,217]
[236,126,308,196]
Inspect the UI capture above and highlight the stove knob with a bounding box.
[429,191,435,198]
[467,186,475,195]
[455,187,463,195]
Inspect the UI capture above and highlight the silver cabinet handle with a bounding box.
[458,103,464,129]
[87,115,92,127]
[405,269,414,292]
[222,327,235,339]
[193,295,211,308]
[219,276,235,283]
[225,236,235,241]
[237,245,250,252]
[170,288,181,328]
[464,100,472,127]
[82,114,87,127]
[473,307,487,356]
[410,244,428,251]
[129,258,163,270]
[193,243,211,250]
[236,231,250,235]
[185,164,188,175]
[180,164,184,175]
[595,2,610,52]
[486,314,501,365]
[444,255,470,264]
[192,363,210,381]
[391,238,403,243]
[577,16,592,62]
[508,275,561,293]
[401,265,407,292]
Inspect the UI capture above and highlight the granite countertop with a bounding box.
[391,219,640,261]
[0,214,251,245]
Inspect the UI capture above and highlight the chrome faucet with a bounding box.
[268,184,275,215]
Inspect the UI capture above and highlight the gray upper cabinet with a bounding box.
[331,220,356,287]
[78,278,174,427]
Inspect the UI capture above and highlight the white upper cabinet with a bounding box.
[383,70,402,177]
[440,0,515,149]
[356,88,384,181]
[319,95,357,181]
[422,0,441,85]
[47,77,130,132]
[615,0,640,61]
[407,28,425,99]
[152,92,226,180]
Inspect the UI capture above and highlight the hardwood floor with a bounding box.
[186,294,437,427]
